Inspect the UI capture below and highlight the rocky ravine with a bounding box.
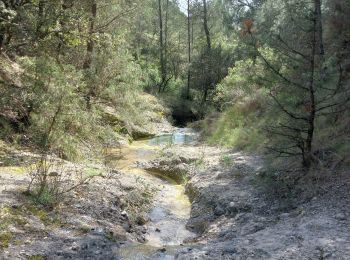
[142,144,350,260]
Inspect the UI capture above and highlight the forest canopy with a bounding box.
[0,0,349,169]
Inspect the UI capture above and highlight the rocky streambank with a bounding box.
[142,144,350,260]
[1,130,350,260]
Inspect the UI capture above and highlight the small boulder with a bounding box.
[121,210,129,219]
[109,225,128,241]
[136,215,149,225]
[227,202,239,216]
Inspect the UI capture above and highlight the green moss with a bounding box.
[77,225,91,234]
[85,167,104,177]
[0,206,28,232]
[27,205,62,227]
[0,232,13,249]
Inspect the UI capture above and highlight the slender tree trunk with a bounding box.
[202,0,212,103]
[304,3,318,168]
[186,0,191,99]
[202,0,211,50]
[158,0,166,93]
[162,0,169,92]
[36,0,46,39]
[191,13,194,48]
[315,0,324,56]
[83,0,96,70]
[83,0,97,108]
[0,30,4,53]
[56,0,72,61]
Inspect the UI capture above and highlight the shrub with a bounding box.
[20,56,112,160]
[27,157,94,208]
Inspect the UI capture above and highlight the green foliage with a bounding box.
[206,107,264,151]
[220,155,233,168]
[30,188,56,207]
[202,58,269,151]
[0,0,348,174]
[190,46,235,104]
[20,56,108,159]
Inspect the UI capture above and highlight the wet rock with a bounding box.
[155,228,161,232]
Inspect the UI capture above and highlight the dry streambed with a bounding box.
[0,129,199,259]
[1,130,350,260]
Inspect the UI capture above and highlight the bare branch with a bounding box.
[266,146,302,157]
[94,7,137,32]
[279,123,308,133]
[276,34,309,60]
[269,91,308,121]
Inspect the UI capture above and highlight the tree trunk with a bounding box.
[202,0,211,50]
[158,0,166,93]
[202,0,212,103]
[314,0,324,56]
[304,3,318,168]
[56,0,72,61]
[83,0,97,109]
[186,0,191,99]
[162,0,169,92]
[83,0,96,70]
[36,0,45,39]
[0,30,4,53]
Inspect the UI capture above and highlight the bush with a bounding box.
[27,156,94,208]
[20,56,112,160]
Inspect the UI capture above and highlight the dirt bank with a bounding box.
[145,144,350,259]
[0,137,160,259]
[2,131,350,259]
